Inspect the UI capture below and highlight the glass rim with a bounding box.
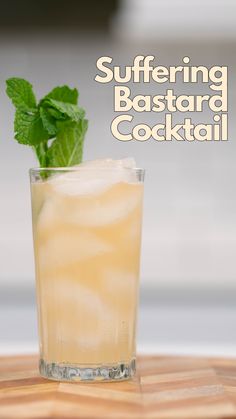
[29,166,145,174]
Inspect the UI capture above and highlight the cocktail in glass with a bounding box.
[30,159,144,382]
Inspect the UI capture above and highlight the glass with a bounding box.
[30,166,144,382]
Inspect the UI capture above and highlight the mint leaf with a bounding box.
[6,78,37,111]
[6,78,88,168]
[44,99,85,122]
[14,110,49,145]
[45,106,67,121]
[47,119,88,167]
[41,85,78,105]
[40,107,57,137]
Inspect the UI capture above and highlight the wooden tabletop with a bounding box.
[0,354,236,418]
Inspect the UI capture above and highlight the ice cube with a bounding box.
[37,184,142,232]
[78,157,136,170]
[68,184,142,226]
[38,230,112,270]
[46,277,116,348]
[36,158,142,229]
[48,157,139,196]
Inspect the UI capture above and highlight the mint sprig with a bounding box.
[6,78,37,111]
[6,78,88,167]
[47,120,88,167]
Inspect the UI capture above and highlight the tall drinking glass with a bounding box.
[30,166,144,382]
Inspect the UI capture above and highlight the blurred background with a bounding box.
[0,0,236,356]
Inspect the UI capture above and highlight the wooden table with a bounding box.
[0,354,236,418]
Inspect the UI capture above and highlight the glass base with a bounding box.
[39,358,136,382]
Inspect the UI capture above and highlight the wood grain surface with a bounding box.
[0,354,236,418]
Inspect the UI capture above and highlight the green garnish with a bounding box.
[6,78,88,167]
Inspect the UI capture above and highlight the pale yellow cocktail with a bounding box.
[30,158,144,381]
